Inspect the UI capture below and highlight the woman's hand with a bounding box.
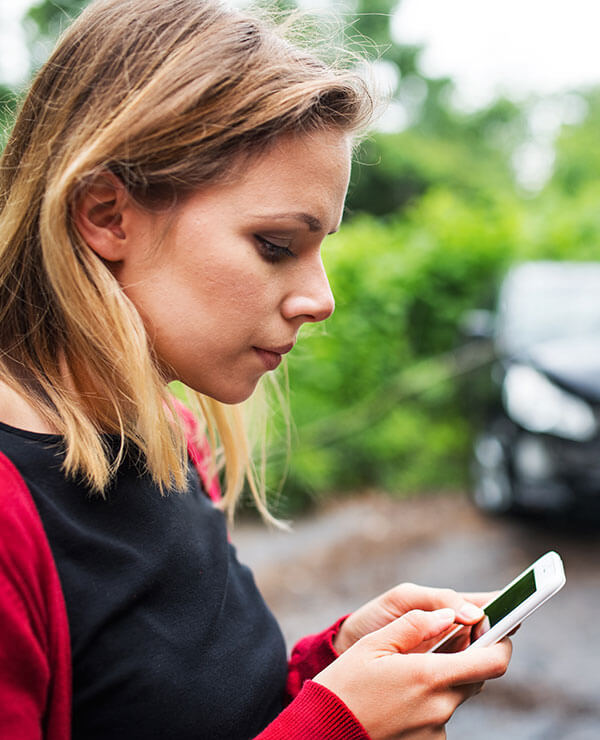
[333,583,493,655]
[315,608,512,740]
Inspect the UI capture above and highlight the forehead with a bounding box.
[201,130,353,231]
[253,130,353,185]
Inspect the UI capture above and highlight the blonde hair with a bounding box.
[0,0,374,520]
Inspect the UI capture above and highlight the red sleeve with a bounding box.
[285,615,348,699]
[0,452,71,740]
[254,680,370,740]
[255,617,372,738]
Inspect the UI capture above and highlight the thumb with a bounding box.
[368,608,456,654]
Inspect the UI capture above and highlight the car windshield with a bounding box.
[496,262,600,354]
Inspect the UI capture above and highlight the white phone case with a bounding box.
[429,551,566,653]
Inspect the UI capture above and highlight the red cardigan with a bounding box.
[0,445,369,740]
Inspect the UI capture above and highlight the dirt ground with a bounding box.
[232,491,600,740]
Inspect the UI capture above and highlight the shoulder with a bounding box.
[0,450,72,738]
[0,450,45,550]
[0,449,62,614]
[0,448,50,653]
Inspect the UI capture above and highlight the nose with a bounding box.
[280,257,335,325]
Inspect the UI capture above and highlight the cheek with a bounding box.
[190,248,276,316]
[126,230,281,354]
[166,257,277,350]
[199,269,268,325]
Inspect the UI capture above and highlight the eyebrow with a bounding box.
[251,212,339,235]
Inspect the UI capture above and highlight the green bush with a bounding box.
[268,183,600,514]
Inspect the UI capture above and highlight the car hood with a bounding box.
[520,334,600,402]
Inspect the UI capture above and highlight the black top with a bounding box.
[0,421,288,740]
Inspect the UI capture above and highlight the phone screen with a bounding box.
[432,567,538,652]
[484,568,537,627]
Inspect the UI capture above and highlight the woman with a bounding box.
[0,0,512,738]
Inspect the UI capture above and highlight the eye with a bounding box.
[254,235,296,263]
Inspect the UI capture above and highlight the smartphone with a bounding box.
[428,550,566,653]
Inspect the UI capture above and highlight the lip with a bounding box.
[253,342,294,371]
[261,342,294,355]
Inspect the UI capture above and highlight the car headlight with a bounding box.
[503,364,597,442]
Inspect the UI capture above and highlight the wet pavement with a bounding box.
[232,492,600,739]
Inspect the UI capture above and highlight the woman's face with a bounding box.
[114,130,352,403]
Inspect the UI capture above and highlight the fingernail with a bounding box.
[435,608,455,625]
[458,603,484,621]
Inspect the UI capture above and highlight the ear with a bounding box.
[73,172,131,262]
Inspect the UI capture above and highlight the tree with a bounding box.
[26,0,89,50]
[549,90,600,196]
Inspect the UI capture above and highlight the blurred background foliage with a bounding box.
[2,0,600,514]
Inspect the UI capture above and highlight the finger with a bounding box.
[433,624,473,654]
[452,680,485,707]
[434,638,513,686]
[412,684,484,734]
[418,622,472,654]
[384,584,485,626]
[472,616,491,642]
[402,727,447,740]
[368,608,456,654]
[459,591,500,608]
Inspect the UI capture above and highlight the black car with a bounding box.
[466,261,600,515]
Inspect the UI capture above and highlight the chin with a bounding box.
[216,389,256,405]
[185,378,260,406]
